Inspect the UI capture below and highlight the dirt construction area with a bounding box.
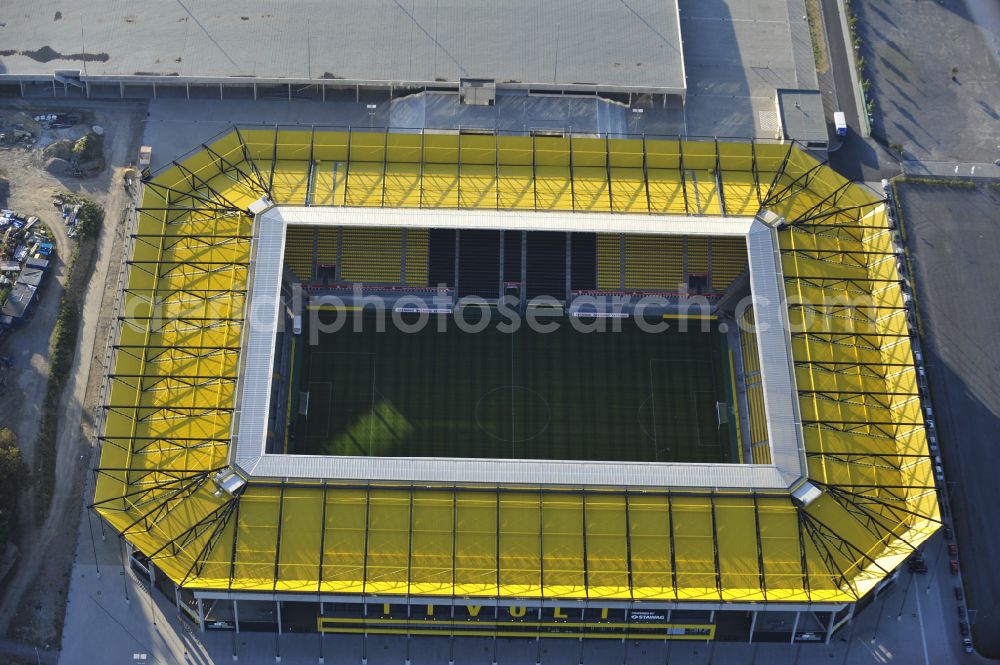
[0,99,146,648]
[896,179,1000,658]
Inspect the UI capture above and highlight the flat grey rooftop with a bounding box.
[679,0,819,137]
[776,89,828,145]
[0,0,685,94]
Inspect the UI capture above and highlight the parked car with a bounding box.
[948,543,958,556]
[960,620,970,636]
[944,526,954,540]
[950,560,960,574]
[908,554,928,573]
[955,586,964,601]
[958,606,966,620]
[963,638,974,653]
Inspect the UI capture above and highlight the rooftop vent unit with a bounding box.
[460,78,496,106]
[212,468,247,497]
[791,481,823,507]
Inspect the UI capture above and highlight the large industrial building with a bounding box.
[0,0,685,98]
[92,126,938,646]
[0,0,821,141]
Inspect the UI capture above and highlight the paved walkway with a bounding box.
[897,181,1000,658]
[0,637,58,664]
[853,0,1000,164]
[901,160,1000,178]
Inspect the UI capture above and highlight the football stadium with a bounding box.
[92,127,938,645]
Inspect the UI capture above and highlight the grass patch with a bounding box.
[804,0,830,75]
[0,428,26,552]
[898,176,977,188]
[844,0,876,120]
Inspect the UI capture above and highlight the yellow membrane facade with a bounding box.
[94,128,938,608]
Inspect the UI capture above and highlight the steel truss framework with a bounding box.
[93,127,938,611]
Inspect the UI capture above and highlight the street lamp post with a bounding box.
[897,570,916,621]
[870,590,891,644]
[119,537,130,605]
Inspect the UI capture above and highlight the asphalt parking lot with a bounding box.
[896,179,1000,658]
[854,0,1000,163]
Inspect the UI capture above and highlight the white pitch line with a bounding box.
[648,359,659,462]
[510,331,516,458]
[914,581,930,665]
[369,354,377,456]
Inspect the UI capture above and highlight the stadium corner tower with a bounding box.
[94,127,937,644]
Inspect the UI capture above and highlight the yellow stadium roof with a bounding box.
[94,127,939,605]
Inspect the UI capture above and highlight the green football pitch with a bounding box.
[287,311,736,463]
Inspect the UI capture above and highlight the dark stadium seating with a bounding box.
[569,232,596,291]
[525,231,567,300]
[286,224,746,297]
[503,230,522,284]
[457,230,501,299]
[428,229,457,288]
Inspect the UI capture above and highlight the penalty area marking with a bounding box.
[649,357,715,457]
[306,381,333,439]
[307,351,377,451]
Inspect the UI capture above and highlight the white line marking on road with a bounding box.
[915,581,930,665]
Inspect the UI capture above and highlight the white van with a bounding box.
[834,111,848,137]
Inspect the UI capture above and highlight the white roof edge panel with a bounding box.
[233,212,285,470]
[231,207,805,490]
[747,217,807,484]
[270,206,754,237]
[240,453,788,489]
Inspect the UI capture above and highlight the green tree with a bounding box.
[75,199,104,240]
[0,428,25,544]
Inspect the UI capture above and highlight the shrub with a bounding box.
[71,133,103,163]
[75,199,104,240]
[0,428,25,546]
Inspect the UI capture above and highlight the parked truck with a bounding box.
[834,111,848,137]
